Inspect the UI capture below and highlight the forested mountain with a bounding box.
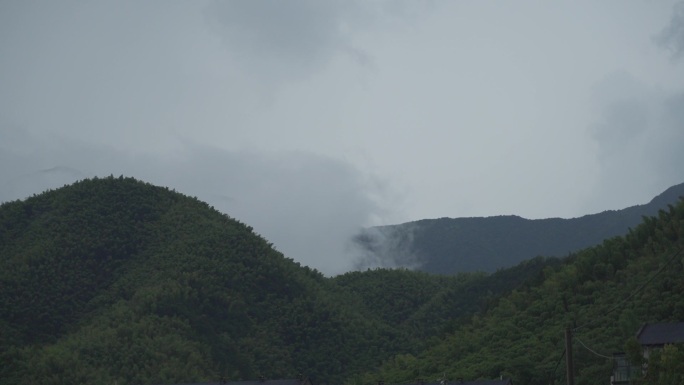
[333,255,560,341]
[0,176,521,385]
[360,201,684,385]
[1,177,683,385]
[354,182,684,274]
[0,177,409,384]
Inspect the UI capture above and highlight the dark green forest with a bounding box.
[358,203,684,385]
[1,176,683,385]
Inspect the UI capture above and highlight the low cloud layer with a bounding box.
[655,1,684,60]
[586,71,684,211]
[2,1,684,274]
[0,127,399,276]
[350,224,422,271]
[206,0,371,84]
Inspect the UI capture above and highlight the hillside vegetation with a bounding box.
[0,177,517,384]
[361,201,684,385]
[1,176,682,385]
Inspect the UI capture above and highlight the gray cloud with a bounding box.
[655,1,684,60]
[651,93,684,180]
[590,72,651,162]
[3,0,684,276]
[0,126,398,276]
[588,72,684,211]
[205,0,373,84]
[349,224,422,271]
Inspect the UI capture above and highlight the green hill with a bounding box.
[333,255,561,341]
[1,176,682,385]
[360,201,684,385]
[0,177,411,384]
[354,182,684,274]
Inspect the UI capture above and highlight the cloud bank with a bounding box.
[2,1,684,274]
[655,1,684,60]
[0,127,398,276]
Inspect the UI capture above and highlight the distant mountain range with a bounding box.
[353,182,684,274]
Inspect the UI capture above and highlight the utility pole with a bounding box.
[565,327,575,385]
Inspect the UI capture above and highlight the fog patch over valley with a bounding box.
[350,224,423,271]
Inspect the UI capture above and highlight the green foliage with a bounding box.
[1,177,475,384]
[647,344,684,385]
[625,337,644,368]
[362,197,684,385]
[2,177,683,385]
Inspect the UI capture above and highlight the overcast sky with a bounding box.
[2,1,684,275]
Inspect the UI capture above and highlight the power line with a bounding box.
[573,246,683,331]
[546,347,566,385]
[574,336,615,360]
[565,246,682,384]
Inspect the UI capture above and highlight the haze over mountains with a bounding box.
[354,182,684,274]
[3,2,684,383]
[3,171,684,276]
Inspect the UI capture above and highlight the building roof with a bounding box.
[170,379,308,385]
[636,322,684,346]
[459,381,512,385]
[394,379,512,385]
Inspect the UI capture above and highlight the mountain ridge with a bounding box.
[354,182,684,274]
[2,176,683,385]
[0,176,471,384]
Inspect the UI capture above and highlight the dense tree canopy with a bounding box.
[1,176,682,385]
[362,201,684,385]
